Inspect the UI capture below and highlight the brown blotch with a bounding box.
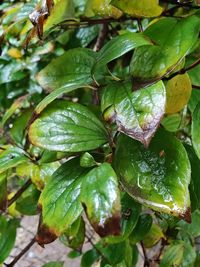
[36,223,57,247]
[0,197,7,212]
[179,207,191,224]
[92,214,121,237]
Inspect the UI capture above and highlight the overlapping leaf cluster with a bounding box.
[1,0,200,266]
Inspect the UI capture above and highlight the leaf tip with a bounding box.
[93,214,121,237]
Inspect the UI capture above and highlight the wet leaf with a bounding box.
[111,0,163,18]
[192,102,200,159]
[37,158,87,242]
[131,16,200,84]
[129,214,153,245]
[165,73,192,114]
[178,210,200,238]
[103,81,166,147]
[38,159,120,244]
[114,129,191,220]
[28,100,108,152]
[105,194,141,244]
[36,48,97,90]
[0,146,28,174]
[94,32,152,72]
[81,163,121,237]
[0,215,19,263]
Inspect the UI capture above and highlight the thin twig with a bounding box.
[192,84,200,90]
[7,179,32,207]
[184,57,200,73]
[141,242,150,267]
[137,18,143,32]
[5,238,35,267]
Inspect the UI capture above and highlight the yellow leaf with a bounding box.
[85,0,122,18]
[7,48,22,59]
[165,73,192,114]
[111,0,163,18]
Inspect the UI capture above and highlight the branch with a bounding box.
[192,84,200,90]
[140,242,150,267]
[7,179,32,207]
[4,238,35,267]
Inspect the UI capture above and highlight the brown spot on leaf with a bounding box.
[179,207,191,223]
[92,214,121,237]
[36,223,57,246]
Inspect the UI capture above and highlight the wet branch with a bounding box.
[7,179,32,207]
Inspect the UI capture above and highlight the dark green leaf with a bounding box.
[0,146,28,174]
[29,100,108,152]
[81,249,100,267]
[80,152,97,168]
[0,215,19,263]
[80,163,121,237]
[103,80,166,147]
[192,102,200,159]
[94,32,152,72]
[129,214,153,244]
[36,48,97,90]
[143,223,164,248]
[15,185,40,215]
[131,16,200,84]
[114,129,191,219]
[186,145,200,211]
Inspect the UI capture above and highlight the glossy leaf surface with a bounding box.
[29,100,108,152]
[36,48,97,90]
[94,32,152,71]
[131,16,200,84]
[104,81,166,147]
[114,130,191,219]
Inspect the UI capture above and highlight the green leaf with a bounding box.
[161,114,181,132]
[96,241,126,265]
[28,100,108,152]
[42,262,64,267]
[0,146,28,174]
[114,129,191,220]
[0,215,19,263]
[192,102,200,159]
[188,90,200,113]
[80,152,97,168]
[160,242,184,267]
[44,0,74,33]
[105,193,141,244]
[60,217,85,250]
[0,173,7,211]
[80,163,121,237]
[35,84,92,115]
[94,32,152,72]
[111,0,163,17]
[178,210,200,238]
[81,249,100,267]
[36,48,97,90]
[104,81,166,147]
[2,95,29,126]
[129,214,153,244]
[131,16,200,84]
[37,159,120,245]
[143,223,164,248]
[185,145,200,211]
[15,185,40,216]
[37,158,86,243]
